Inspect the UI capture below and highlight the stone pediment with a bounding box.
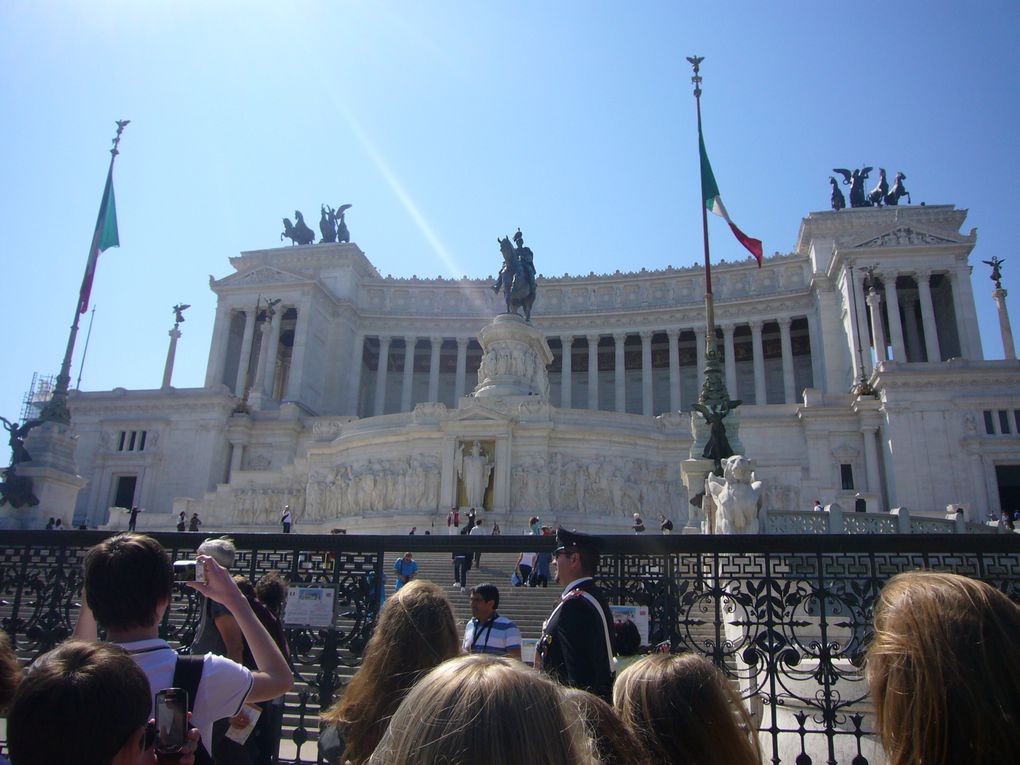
[212,266,310,289]
[848,226,967,250]
[449,400,516,423]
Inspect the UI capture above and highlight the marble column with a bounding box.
[401,336,417,412]
[994,287,1017,360]
[347,333,365,416]
[233,310,257,395]
[866,290,888,363]
[560,336,573,408]
[951,266,984,359]
[251,315,274,401]
[778,318,796,404]
[261,310,283,399]
[284,303,311,402]
[640,331,653,416]
[428,337,442,402]
[883,275,906,362]
[750,320,766,405]
[916,271,942,362]
[722,324,737,399]
[205,304,231,388]
[162,327,182,389]
[454,337,469,401]
[613,333,627,412]
[374,336,391,416]
[667,329,681,412]
[851,270,872,376]
[587,334,600,410]
[862,424,882,499]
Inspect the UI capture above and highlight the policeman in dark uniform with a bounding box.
[534,528,616,700]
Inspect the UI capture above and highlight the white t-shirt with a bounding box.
[469,525,485,536]
[118,639,254,748]
[519,551,537,567]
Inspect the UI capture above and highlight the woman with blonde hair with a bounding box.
[613,652,761,765]
[866,570,1020,765]
[319,579,460,764]
[368,654,598,765]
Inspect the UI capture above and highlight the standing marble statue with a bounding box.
[458,441,493,508]
[705,455,763,534]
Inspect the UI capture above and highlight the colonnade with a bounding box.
[206,304,302,402]
[851,267,975,375]
[352,317,813,417]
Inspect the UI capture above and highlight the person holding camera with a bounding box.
[73,533,293,764]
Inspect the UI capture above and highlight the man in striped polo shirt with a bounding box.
[463,583,522,659]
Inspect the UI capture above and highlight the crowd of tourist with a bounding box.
[1,531,1018,765]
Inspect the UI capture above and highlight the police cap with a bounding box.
[553,528,604,555]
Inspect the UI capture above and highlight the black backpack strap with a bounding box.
[171,655,214,765]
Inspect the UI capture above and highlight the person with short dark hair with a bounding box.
[7,641,152,765]
[464,584,521,660]
[280,505,292,534]
[536,529,616,701]
[73,533,293,761]
[177,511,188,532]
[254,571,288,619]
[394,552,418,592]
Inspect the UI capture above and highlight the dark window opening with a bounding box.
[840,464,854,491]
[113,476,137,509]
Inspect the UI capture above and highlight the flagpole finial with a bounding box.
[111,120,130,157]
[686,55,704,98]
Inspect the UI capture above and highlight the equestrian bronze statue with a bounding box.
[493,228,537,322]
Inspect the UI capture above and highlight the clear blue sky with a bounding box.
[2,1,1018,424]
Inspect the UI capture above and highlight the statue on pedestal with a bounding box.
[458,441,493,508]
[983,257,1005,289]
[493,228,537,321]
[705,455,763,534]
[1,417,41,466]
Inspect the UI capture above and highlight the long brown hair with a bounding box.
[564,687,653,765]
[320,579,460,764]
[613,653,761,765]
[866,571,1020,765]
[368,654,597,764]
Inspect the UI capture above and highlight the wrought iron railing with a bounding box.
[1,531,1017,765]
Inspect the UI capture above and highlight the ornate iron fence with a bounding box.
[1,531,1017,764]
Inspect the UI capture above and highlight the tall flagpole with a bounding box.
[688,56,715,344]
[41,120,129,424]
[686,56,740,475]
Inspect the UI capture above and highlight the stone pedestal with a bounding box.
[0,422,86,529]
[473,314,554,399]
[680,458,715,534]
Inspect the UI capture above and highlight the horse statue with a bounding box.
[833,167,873,208]
[492,231,537,322]
[281,210,316,245]
[829,176,846,211]
[336,203,352,243]
[885,172,910,205]
[319,205,337,242]
[868,168,889,207]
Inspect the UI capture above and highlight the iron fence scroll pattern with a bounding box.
[0,532,1017,765]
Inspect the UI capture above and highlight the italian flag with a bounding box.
[699,126,763,266]
[78,166,120,314]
